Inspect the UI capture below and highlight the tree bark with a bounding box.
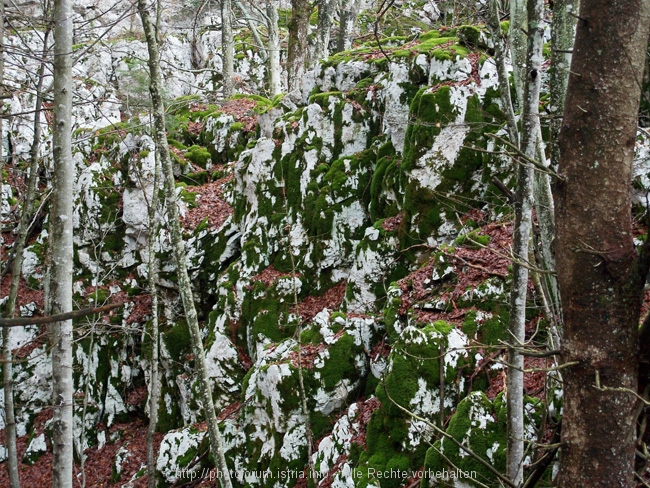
[548,0,578,171]
[555,1,650,486]
[50,0,75,484]
[146,151,162,488]
[287,0,310,93]
[0,0,20,483]
[221,0,234,97]
[509,0,527,106]
[336,0,361,53]
[3,30,48,488]
[266,0,282,96]
[137,2,233,487]
[506,0,545,484]
[314,0,338,61]
[486,0,518,146]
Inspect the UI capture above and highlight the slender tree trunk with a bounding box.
[266,0,281,96]
[532,131,560,338]
[0,0,20,484]
[287,0,310,93]
[146,151,161,488]
[509,0,527,106]
[2,30,48,488]
[234,0,267,62]
[50,0,74,485]
[486,0,518,146]
[221,0,234,97]
[137,3,233,487]
[506,0,545,484]
[314,0,338,61]
[336,0,361,52]
[535,0,579,334]
[555,1,650,486]
[548,0,578,171]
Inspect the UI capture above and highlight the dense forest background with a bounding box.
[0,0,649,487]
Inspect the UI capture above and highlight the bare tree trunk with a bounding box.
[221,0,234,97]
[2,29,48,488]
[314,0,338,61]
[50,0,75,484]
[532,132,560,338]
[555,1,650,486]
[509,0,527,106]
[0,0,19,484]
[486,0,518,145]
[146,151,162,488]
[233,0,267,62]
[336,0,361,52]
[137,3,233,487]
[506,0,545,484]
[266,0,281,96]
[287,0,310,93]
[548,0,578,171]
[534,0,579,333]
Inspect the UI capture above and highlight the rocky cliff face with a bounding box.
[2,15,650,488]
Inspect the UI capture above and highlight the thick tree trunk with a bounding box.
[137,3,233,487]
[50,0,74,485]
[336,0,361,53]
[287,0,310,93]
[221,0,234,97]
[506,0,545,484]
[314,0,338,61]
[555,1,650,486]
[266,0,282,96]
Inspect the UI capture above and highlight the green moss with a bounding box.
[457,25,482,49]
[177,184,198,207]
[478,311,509,345]
[419,30,441,41]
[424,392,506,486]
[162,320,193,361]
[318,333,357,389]
[240,281,298,343]
[453,231,490,248]
[185,145,212,168]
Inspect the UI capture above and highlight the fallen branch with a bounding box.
[0,302,123,327]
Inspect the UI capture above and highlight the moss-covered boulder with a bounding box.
[422,392,543,487]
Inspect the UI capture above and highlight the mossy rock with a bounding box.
[185,145,212,168]
[422,391,506,487]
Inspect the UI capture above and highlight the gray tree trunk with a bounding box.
[222,0,235,97]
[0,0,19,484]
[3,30,49,488]
[314,0,338,61]
[137,3,233,487]
[548,0,578,170]
[509,0,527,106]
[336,0,361,52]
[506,0,545,484]
[266,0,282,96]
[50,0,75,484]
[146,151,161,488]
[287,0,310,93]
[234,0,268,62]
[486,0,518,145]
